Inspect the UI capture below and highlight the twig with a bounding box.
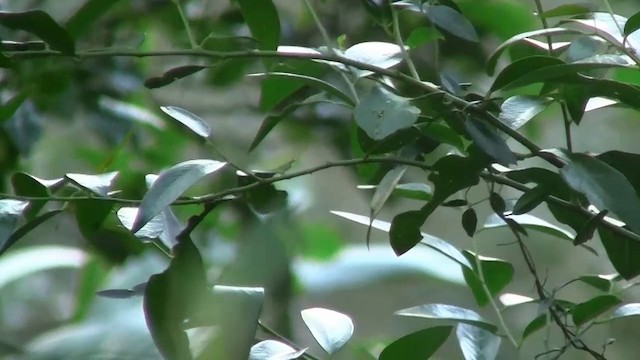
[391,6,420,80]
[171,0,198,49]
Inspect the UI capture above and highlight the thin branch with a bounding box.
[171,0,198,49]
[391,6,420,80]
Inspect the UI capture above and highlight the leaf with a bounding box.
[456,323,501,360]
[415,122,465,150]
[499,293,535,307]
[236,0,280,50]
[0,10,75,54]
[96,282,147,299]
[0,210,62,256]
[0,200,28,251]
[513,185,549,215]
[354,86,420,140]
[301,307,353,354]
[540,4,596,18]
[5,99,42,156]
[145,66,208,89]
[0,245,87,289]
[464,117,517,166]
[237,171,287,214]
[396,304,498,333]
[133,160,226,232]
[343,41,404,77]
[357,183,433,201]
[65,0,123,39]
[600,303,640,322]
[0,90,29,123]
[562,13,640,55]
[624,10,640,37]
[482,213,574,241]
[498,95,553,130]
[522,314,548,341]
[572,295,621,326]
[578,274,616,292]
[462,251,514,307]
[11,172,62,220]
[160,106,211,138]
[462,209,477,237]
[560,153,640,234]
[598,226,640,279]
[487,27,581,75]
[573,210,608,245]
[65,171,119,197]
[248,72,355,106]
[379,326,452,360]
[406,26,444,49]
[424,5,479,43]
[249,340,306,360]
[370,166,407,217]
[117,207,165,240]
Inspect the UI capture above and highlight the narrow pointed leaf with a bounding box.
[572,295,621,326]
[462,251,514,307]
[456,323,501,360]
[396,304,498,333]
[133,160,226,232]
[249,72,355,106]
[357,183,433,201]
[65,171,119,197]
[0,209,62,256]
[160,106,211,138]
[0,10,75,54]
[464,118,517,166]
[425,5,478,42]
[513,185,549,215]
[578,274,616,292]
[499,96,553,130]
[301,307,353,355]
[379,326,452,360]
[236,0,280,50]
[371,166,407,217]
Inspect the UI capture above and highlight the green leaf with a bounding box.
[561,13,639,54]
[487,27,581,75]
[462,209,477,237]
[0,90,29,123]
[572,295,621,326]
[359,0,392,26]
[462,251,514,307]
[354,86,420,140]
[578,274,616,292]
[236,0,279,50]
[301,307,353,355]
[598,226,640,279]
[343,41,404,77]
[11,172,62,220]
[249,340,306,360]
[415,122,465,150]
[0,245,87,289]
[405,26,443,49]
[160,106,211,138]
[389,209,427,256]
[249,72,355,106]
[597,151,640,194]
[624,10,640,38]
[237,171,287,214]
[396,304,498,333]
[65,0,123,39]
[133,160,226,232]
[573,210,608,245]
[117,207,165,240]
[599,303,640,323]
[513,185,549,215]
[456,323,501,360]
[0,10,75,54]
[498,95,553,131]
[0,210,62,256]
[442,199,468,207]
[379,326,452,360]
[560,153,640,234]
[0,200,28,252]
[540,4,596,18]
[65,171,119,197]
[424,5,479,43]
[357,183,433,201]
[464,117,517,166]
[370,166,407,217]
[145,66,208,89]
[521,314,547,341]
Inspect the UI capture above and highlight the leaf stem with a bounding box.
[391,6,420,81]
[561,103,573,152]
[172,0,198,49]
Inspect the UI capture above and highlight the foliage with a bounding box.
[1,0,640,359]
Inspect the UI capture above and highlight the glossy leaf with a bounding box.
[396,304,498,333]
[464,117,517,166]
[578,274,616,292]
[249,72,355,106]
[370,166,407,217]
[354,86,420,140]
[357,183,433,201]
[301,307,354,354]
[562,13,640,55]
[160,106,211,138]
[117,207,164,240]
[572,295,621,326]
[456,323,501,360]
[0,210,62,256]
[462,209,477,237]
[600,303,640,322]
[145,66,208,89]
[65,171,119,197]
[343,41,404,77]
[424,5,478,43]
[521,314,547,341]
[133,160,226,232]
[512,185,549,215]
[499,95,553,131]
[624,11,640,37]
[379,326,452,360]
[598,226,640,279]
[560,153,640,234]
[483,213,573,241]
[65,0,123,38]
[249,340,306,360]
[236,0,279,50]
[462,251,514,307]
[0,10,75,54]
[499,293,535,307]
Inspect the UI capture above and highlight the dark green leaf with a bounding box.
[560,153,640,234]
[65,0,123,38]
[541,3,596,18]
[572,295,621,326]
[133,160,226,232]
[354,86,420,140]
[624,11,640,37]
[74,199,113,239]
[578,274,616,292]
[145,66,208,89]
[499,95,553,130]
[236,0,280,50]
[415,122,465,150]
[574,210,608,245]
[597,151,640,193]
[424,5,478,43]
[464,118,517,166]
[0,210,62,256]
[65,171,119,197]
[379,326,452,360]
[522,314,547,341]
[442,199,467,207]
[249,102,301,152]
[489,192,506,215]
[513,185,549,215]
[406,26,443,49]
[249,72,355,106]
[11,172,62,220]
[301,307,353,354]
[462,209,477,237]
[5,99,42,156]
[390,209,426,256]
[0,10,75,54]
[396,304,498,333]
[359,0,392,26]
[357,183,433,201]
[462,251,514,307]
[456,323,501,360]
[0,90,29,123]
[97,282,146,299]
[598,226,640,279]
[160,106,211,138]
